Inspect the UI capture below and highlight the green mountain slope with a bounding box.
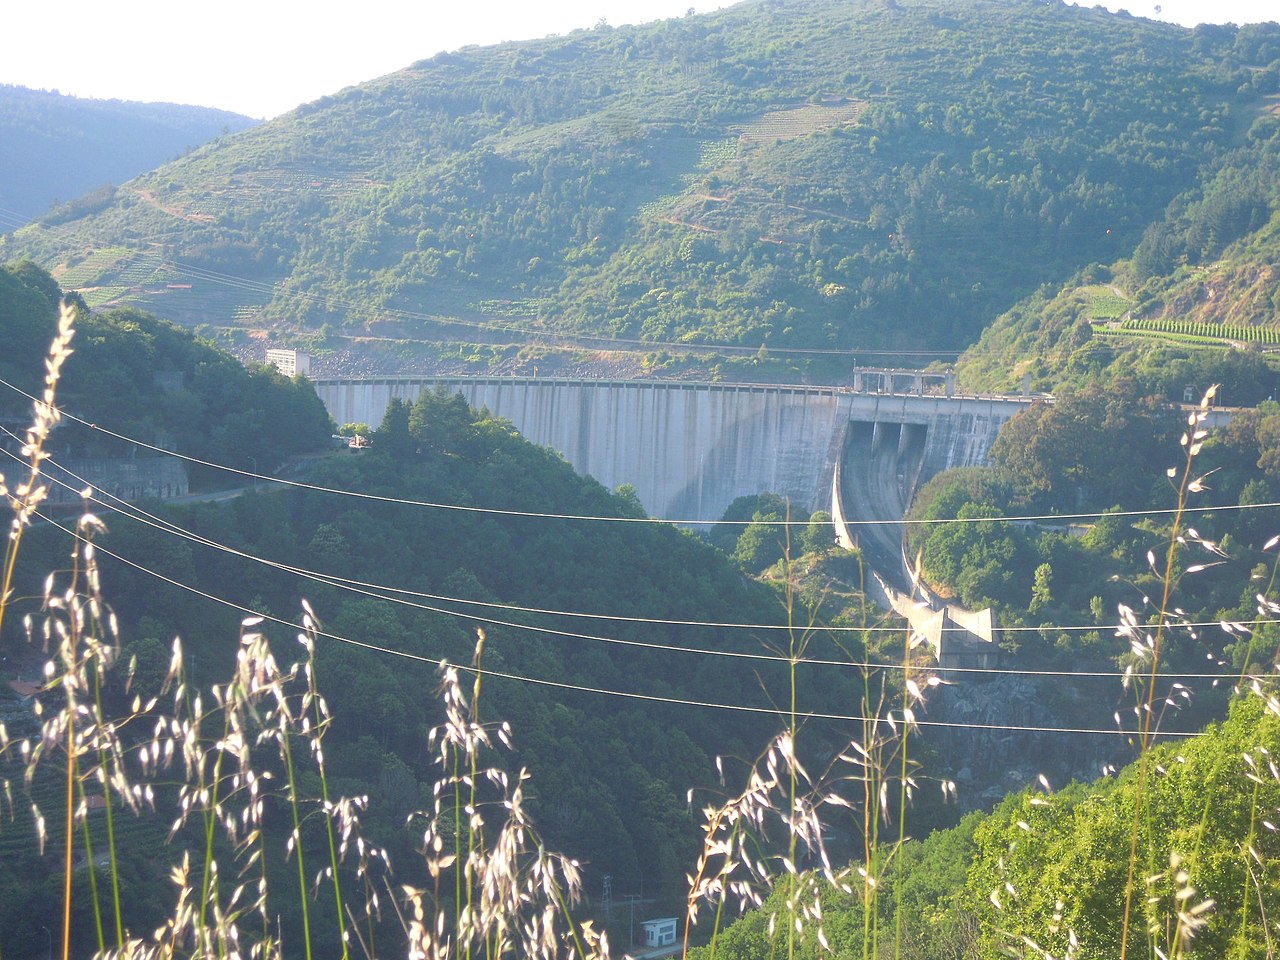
[4,0,1276,360]
[693,694,1280,959]
[0,85,256,227]
[957,104,1280,397]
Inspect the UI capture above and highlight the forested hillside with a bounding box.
[4,261,1280,958]
[0,268,887,956]
[903,379,1280,672]
[0,261,330,474]
[5,0,1278,362]
[0,85,254,228]
[4,411,823,948]
[957,101,1280,395]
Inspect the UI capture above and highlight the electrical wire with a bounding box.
[88,249,955,360]
[31,507,1212,739]
[0,211,32,232]
[10,440,1269,683]
[163,257,969,359]
[22,222,1114,364]
[2,374,1276,529]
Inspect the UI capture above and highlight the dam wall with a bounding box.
[312,377,1033,523]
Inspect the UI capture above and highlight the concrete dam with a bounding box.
[313,376,1036,525]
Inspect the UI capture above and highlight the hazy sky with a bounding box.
[3,0,1276,119]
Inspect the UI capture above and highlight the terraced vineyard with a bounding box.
[0,757,167,872]
[230,304,263,323]
[1080,284,1130,320]
[227,168,376,202]
[50,251,175,308]
[733,99,867,143]
[1095,316,1280,346]
[1089,323,1231,349]
[51,248,141,290]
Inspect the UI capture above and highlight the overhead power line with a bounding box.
[30,508,1215,739]
[41,190,1131,364]
[163,258,959,359]
[9,442,1269,684]
[1,375,1277,529]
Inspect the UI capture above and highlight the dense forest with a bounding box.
[4,0,1278,364]
[0,85,254,228]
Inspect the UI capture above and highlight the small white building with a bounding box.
[642,918,678,949]
[265,348,311,378]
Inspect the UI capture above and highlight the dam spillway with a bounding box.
[313,376,1036,524]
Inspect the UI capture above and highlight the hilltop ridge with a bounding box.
[0,84,256,228]
[5,0,1278,371]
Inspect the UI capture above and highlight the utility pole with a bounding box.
[623,894,642,946]
[602,875,612,922]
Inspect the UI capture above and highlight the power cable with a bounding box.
[158,256,961,359]
[10,440,1268,683]
[29,233,1089,364]
[0,212,32,231]
[2,373,1276,529]
[32,508,1213,739]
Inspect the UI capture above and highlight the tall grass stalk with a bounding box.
[77,776,106,956]
[784,526,800,960]
[279,697,315,960]
[858,645,882,960]
[892,624,914,960]
[1118,387,1219,960]
[0,302,75,644]
[8,527,599,960]
[0,299,77,960]
[92,664,125,947]
[298,609,352,960]
[683,522,940,960]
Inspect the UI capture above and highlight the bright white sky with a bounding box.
[3,0,1277,119]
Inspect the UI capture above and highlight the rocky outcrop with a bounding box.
[923,673,1131,811]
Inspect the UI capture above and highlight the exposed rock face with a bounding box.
[1152,263,1279,329]
[923,673,1130,810]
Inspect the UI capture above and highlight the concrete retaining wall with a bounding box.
[43,457,189,504]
